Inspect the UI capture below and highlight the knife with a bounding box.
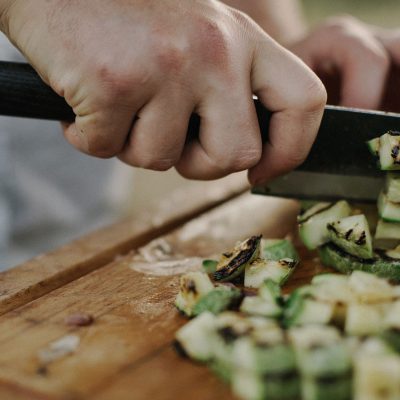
[1,61,400,202]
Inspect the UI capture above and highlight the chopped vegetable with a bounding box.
[244,258,297,288]
[298,200,351,250]
[327,214,373,260]
[262,238,299,261]
[175,272,214,317]
[214,236,261,282]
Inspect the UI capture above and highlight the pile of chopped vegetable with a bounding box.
[174,239,400,400]
[172,130,400,400]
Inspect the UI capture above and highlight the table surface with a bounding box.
[0,176,331,400]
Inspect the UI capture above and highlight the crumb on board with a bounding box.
[38,334,80,364]
[64,312,94,327]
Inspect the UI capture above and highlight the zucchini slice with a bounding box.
[262,238,299,261]
[283,288,334,328]
[354,338,400,400]
[244,258,297,288]
[378,191,400,223]
[175,272,214,317]
[385,173,400,203]
[240,280,283,318]
[202,259,218,274]
[378,130,400,170]
[214,236,261,282]
[174,312,217,362]
[367,136,380,157]
[319,243,400,282]
[192,285,242,316]
[345,303,388,336]
[375,219,400,249]
[327,214,373,260]
[298,200,351,250]
[232,333,296,375]
[232,369,300,400]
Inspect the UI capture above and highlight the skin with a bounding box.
[0,0,326,186]
[225,1,400,111]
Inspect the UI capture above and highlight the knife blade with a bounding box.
[252,104,400,202]
[1,61,399,202]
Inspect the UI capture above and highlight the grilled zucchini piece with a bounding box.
[192,285,242,316]
[348,270,395,303]
[289,324,351,400]
[319,244,400,282]
[381,301,400,352]
[378,192,400,223]
[375,219,400,249]
[211,312,257,365]
[202,259,218,274]
[385,173,400,202]
[298,200,351,250]
[262,238,299,261]
[232,369,300,400]
[283,288,334,328]
[327,214,373,259]
[214,236,261,282]
[244,258,297,288]
[174,312,217,362]
[381,328,400,354]
[378,130,400,170]
[301,376,352,400]
[240,280,283,318]
[367,136,380,156]
[175,272,214,317]
[233,341,296,377]
[354,338,400,400]
[345,303,388,336]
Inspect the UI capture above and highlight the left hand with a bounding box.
[289,15,399,110]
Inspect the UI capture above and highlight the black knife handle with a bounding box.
[0,61,273,136]
[0,61,75,121]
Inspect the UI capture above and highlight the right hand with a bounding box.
[0,0,326,185]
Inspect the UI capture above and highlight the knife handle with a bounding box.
[0,61,75,121]
[0,61,272,137]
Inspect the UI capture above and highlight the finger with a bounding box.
[175,84,262,180]
[372,27,400,65]
[248,40,326,186]
[62,93,145,159]
[118,93,193,170]
[337,37,389,109]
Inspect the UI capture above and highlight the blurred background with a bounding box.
[303,0,400,27]
[1,0,399,271]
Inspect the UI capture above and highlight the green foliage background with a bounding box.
[303,0,400,27]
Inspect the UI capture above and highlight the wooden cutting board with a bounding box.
[0,178,331,400]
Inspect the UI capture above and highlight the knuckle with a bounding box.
[369,48,390,71]
[300,77,327,112]
[132,155,176,171]
[195,16,230,68]
[211,147,261,173]
[92,59,147,104]
[325,14,358,32]
[155,44,188,75]
[87,137,121,159]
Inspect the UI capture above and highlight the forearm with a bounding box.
[220,0,307,45]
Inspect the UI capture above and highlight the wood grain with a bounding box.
[0,174,248,316]
[0,193,330,400]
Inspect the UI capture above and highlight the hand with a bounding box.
[289,15,399,110]
[0,0,326,184]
